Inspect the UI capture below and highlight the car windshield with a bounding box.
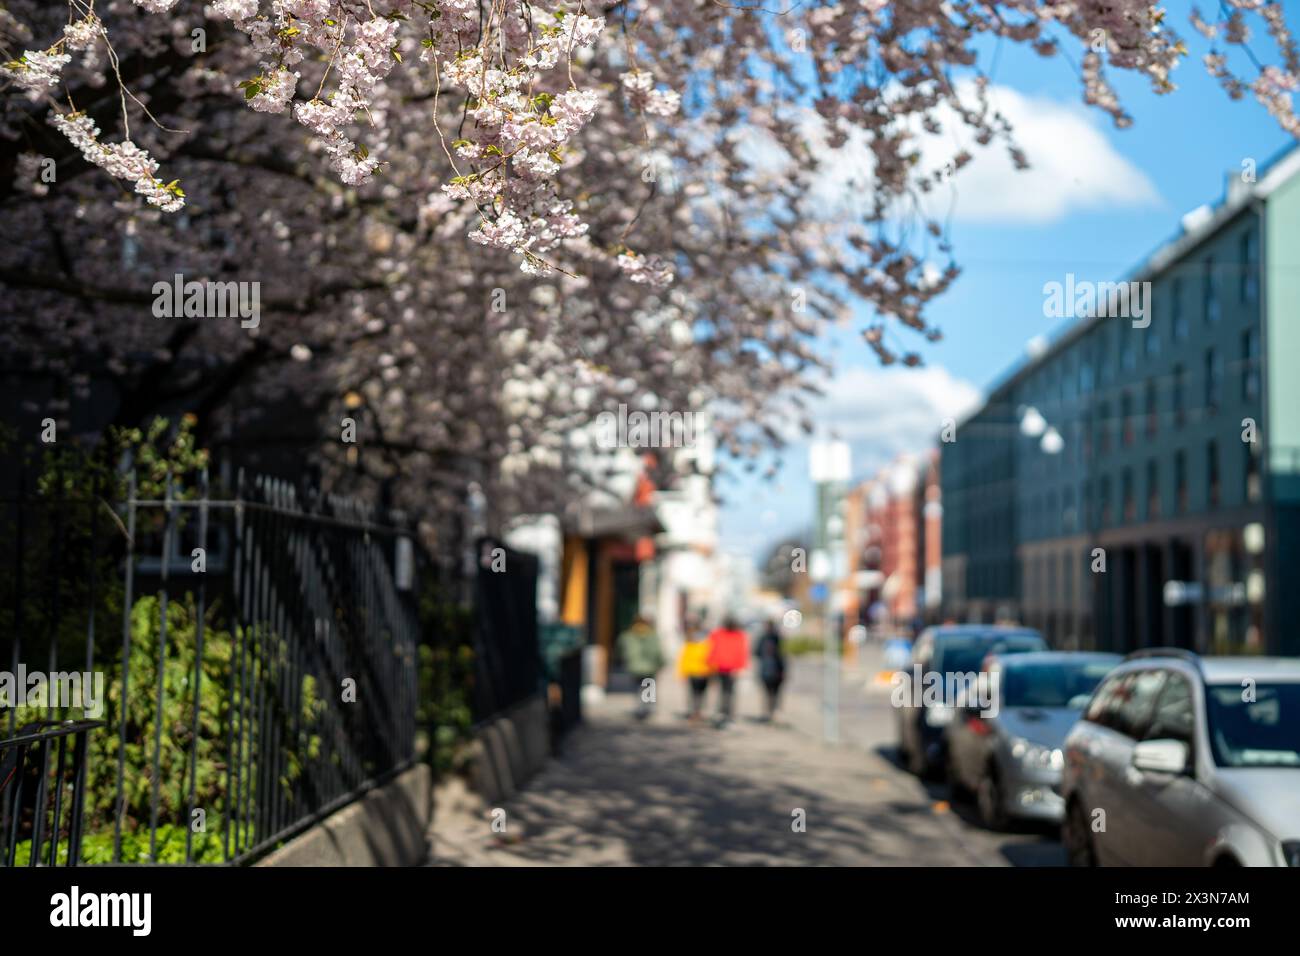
[1205,683,1300,768]
[1003,661,1116,710]
[934,634,1044,674]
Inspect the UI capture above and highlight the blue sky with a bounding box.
[718,13,1296,564]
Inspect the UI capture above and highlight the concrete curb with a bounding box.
[255,763,432,867]
[466,692,550,805]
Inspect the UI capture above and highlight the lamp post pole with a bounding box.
[810,441,850,744]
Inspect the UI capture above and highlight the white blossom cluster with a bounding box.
[431,5,609,274]
[617,251,674,289]
[1,49,72,99]
[48,112,185,212]
[620,71,681,118]
[14,152,48,196]
[208,1,398,185]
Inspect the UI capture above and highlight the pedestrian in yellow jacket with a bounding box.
[677,629,713,721]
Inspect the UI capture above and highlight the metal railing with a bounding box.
[471,538,541,723]
[1,456,420,865]
[0,720,102,866]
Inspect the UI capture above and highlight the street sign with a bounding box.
[809,440,851,483]
[809,549,831,583]
[1163,580,1203,607]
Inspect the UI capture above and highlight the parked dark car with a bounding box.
[895,625,1047,778]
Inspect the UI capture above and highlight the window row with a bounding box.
[1022,440,1262,537]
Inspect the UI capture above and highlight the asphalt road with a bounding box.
[781,641,1068,867]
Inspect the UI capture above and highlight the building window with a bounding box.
[1205,347,1223,412]
[1241,230,1259,305]
[1173,277,1188,341]
[1121,334,1136,372]
[1122,468,1135,523]
[1246,441,1261,503]
[1207,440,1220,509]
[1242,328,1260,402]
[1064,486,1076,532]
[1098,401,1111,454]
[1204,255,1220,323]
[1144,326,1160,358]
[1146,459,1160,520]
[1121,390,1135,447]
[1173,363,1186,428]
[1175,450,1188,514]
[1145,378,1158,438]
[1064,550,1074,608]
[1100,475,1113,526]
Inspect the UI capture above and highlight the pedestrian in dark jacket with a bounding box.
[754,621,786,721]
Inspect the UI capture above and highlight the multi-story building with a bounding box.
[510,411,721,688]
[941,148,1300,656]
[843,450,943,633]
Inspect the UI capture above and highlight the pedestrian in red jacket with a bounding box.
[706,617,748,726]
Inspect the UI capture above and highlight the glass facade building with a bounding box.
[940,149,1300,656]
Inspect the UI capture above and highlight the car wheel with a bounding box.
[945,749,970,800]
[896,721,912,769]
[1064,800,1097,867]
[900,720,927,776]
[977,765,1009,831]
[906,740,929,777]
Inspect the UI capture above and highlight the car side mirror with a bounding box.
[1132,738,1189,775]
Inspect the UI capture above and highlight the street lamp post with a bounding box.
[810,440,851,744]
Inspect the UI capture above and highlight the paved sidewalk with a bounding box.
[427,658,1002,866]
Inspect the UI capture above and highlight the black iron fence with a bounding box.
[1,719,101,866]
[1,456,419,864]
[471,538,541,723]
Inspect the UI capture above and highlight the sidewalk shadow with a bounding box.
[467,716,934,866]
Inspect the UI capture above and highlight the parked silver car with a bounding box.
[1061,649,1300,866]
[945,652,1121,829]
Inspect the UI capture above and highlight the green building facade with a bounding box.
[941,149,1300,657]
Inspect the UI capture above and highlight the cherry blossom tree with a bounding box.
[1,0,1296,531]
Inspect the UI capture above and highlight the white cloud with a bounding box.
[915,83,1162,223]
[808,363,982,475]
[737,82,1162,226]
[717,362,982,556]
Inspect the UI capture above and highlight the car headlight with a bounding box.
[1283,841,1300,867]
[925,705,954,728]
[1011,738,1064,770]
